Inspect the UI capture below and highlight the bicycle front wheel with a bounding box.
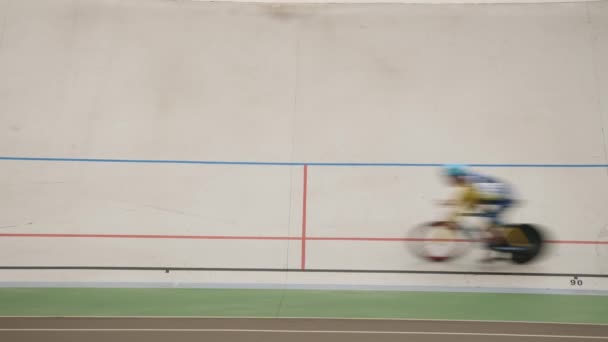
[407,222,473,262]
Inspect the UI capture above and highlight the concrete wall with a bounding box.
[1,0,607,293]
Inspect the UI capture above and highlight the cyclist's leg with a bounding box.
[475,202,500,261]
[487,198,513,246]
[475,199,510,262]
[478,198,511,246]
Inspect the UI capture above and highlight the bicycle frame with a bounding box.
[454,214,532,253]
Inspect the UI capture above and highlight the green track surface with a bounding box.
[1,288,607,324]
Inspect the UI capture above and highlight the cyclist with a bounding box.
[440,164,515,260]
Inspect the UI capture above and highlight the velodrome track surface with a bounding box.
[0,317,607,342]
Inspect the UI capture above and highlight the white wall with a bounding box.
[1,0,607,293]
[197,0,600,3]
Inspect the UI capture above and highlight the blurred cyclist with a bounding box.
[440,164,515,261]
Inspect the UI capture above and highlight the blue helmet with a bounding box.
[443,164,468,177]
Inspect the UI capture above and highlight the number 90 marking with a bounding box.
[570,277,583,286]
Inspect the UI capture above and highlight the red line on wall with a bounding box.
[0,233,299,240]
[545,240,608,245]
[301,165,308,270]
[0,234,607,245]
[307,237,473,242]
[307,237,608,244]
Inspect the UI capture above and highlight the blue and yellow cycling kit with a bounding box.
[449,173,513,226]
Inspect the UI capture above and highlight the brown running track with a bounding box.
[0,317,607,342]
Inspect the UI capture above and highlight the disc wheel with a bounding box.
[506,224,544,264]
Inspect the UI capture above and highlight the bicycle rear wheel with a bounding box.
[505,224,544,264]
[407,222,472,262]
